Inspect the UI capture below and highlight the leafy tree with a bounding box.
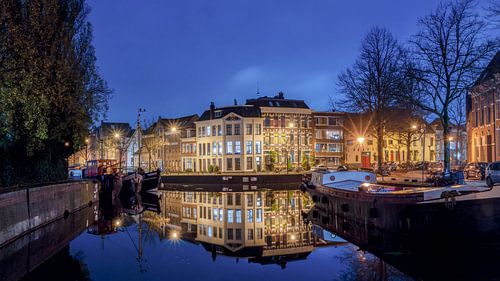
[0,0,110,186]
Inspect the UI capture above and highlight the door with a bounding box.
[361,152,371,169]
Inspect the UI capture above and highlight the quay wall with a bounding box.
[162,173,306,185]
[0,180,99,247]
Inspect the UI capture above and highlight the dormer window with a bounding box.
[215,110,222,117]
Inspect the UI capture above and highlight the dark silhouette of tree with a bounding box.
[337,27,410,168]
[0,0,110,186]
[406,0,497,172]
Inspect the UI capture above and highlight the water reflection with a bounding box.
[307,197,500,281]
[2,187,416,281]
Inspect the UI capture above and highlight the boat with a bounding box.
[121,170,161,196]
[304,169,500,242]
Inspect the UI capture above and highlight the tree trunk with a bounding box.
[442,114,451,172]
[406,133,412,164]
[377,124,384,168]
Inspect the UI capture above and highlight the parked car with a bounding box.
[464,162,488,180]
[486,162,500,187]
[428,162,444,174]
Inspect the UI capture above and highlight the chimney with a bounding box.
[210,102,215,119]
[277,91,284,99]
[234,99,238,105]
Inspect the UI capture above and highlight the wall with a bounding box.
[0,180,99,247]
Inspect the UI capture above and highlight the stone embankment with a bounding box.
[0,180,99,247]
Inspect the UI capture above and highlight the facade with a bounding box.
[467,52,500,163]
[312,112,345,167]
[343,113,437,167]
[430,119,467,165]
[195,103,264,173]
[156,115,199,172]
[246,93,313,171]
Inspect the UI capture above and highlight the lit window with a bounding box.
[227,209,234,223]
[236,209,242,223]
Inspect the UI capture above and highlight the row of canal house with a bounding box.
[74,92,468,172]
[144,190,315,260]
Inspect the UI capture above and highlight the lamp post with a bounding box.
[289,122,296,171]
[85,138,89,164]
[413,123,427,183]
[114,133,122,171]
[357,136,365,170]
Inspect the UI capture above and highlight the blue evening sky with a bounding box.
[87,0,496,125]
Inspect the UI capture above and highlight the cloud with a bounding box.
[229,66,263,87]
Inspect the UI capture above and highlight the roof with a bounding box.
[474,51,500,86]
[158,114,199,128]
[245,92,309,109]
[199,105,261,121]
[143,114,199,134]
[97,122,132,137]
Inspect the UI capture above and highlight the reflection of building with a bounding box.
[246,93,313,171]
[467,52,500,163]
[312,112,345,167]
[196,191,266,251]
[195,103,264,173]
[146,189,315,265]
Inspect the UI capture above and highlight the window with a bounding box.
[247,210,253,222]
[226,124,232,135]
[256,156,262,171]
[218,142,223,155]
[208,208,211,219]
[235,193,241,205]
[256,193,262,207]
[264,117,270,127]
[256,228,263,239]
[212,142,217,155]
[255,141,262,154]
[247,157,253,170]
[246,141,252,154]
[367,140,373,145]
[236,209,242,223]
[247,194,253,206]
[226,142,233,154]
[207,126,211,137]
[227,194,233,205]
[256,209,262,222]
[213,208,218,221]
[227,158,233,170]
[219,208,223,222]
[248,229,254,240]
[235,158,241,170]
[208,226,212,237]
[246,124,252,135]
[326,130,342,140]
[227,209,234,223]
[235,141,241,154]
[255,124,262,135]
[218,125,222,136]
[228,228,234,240]
[328,143,342,152]
[347,140,353,145]
[234,124,241,135]
[215,110,222,117]
[235,228,242,240]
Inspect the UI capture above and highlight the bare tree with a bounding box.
[386,109,426,164]
[485,0,500,26]
[338,27,409,167]
[407,0,497,172]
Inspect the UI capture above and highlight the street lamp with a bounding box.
[114,133,123,171]
[357,136,365,169]
[85,138,89,164]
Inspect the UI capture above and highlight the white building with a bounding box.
[195,103,264,173]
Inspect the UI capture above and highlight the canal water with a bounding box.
[1,187,494,281]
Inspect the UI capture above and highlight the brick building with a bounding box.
[467,52,500,162]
